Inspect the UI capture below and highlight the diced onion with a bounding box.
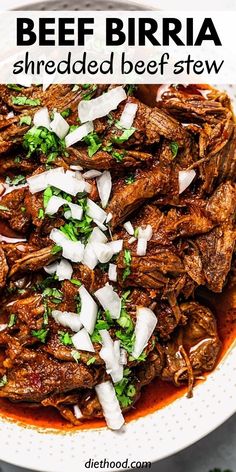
[107,240,123,254]
[65,121,94,147]
[70,165,83,171]
[72,328,95,352]
[123,221,134,236]
[50,112,70,139]
[138,225,152,241]
[33,107,51,131]
[137,238,147,256]
[27,167,89,196]
[27,168,63,194]
[119,102,138,129]
[3,183,28,196]
[108,263,117,282]
[87,198,107,224]
[91,242,114,264]
[132,307,157,359]
[7,111,14,118]
[50,229,84,263]
[88,227,108,244]
[44,261,58,275]
[94,220,107,232]
[94,284,121,320]
[82,243,98,270]
[73,405,83,419]
[179,170,196,194]
[83,170,102,179]
[128,237,136,244]
[52,310,82,332]
[0,235,27,243]
[95,381,125,431]
[78,86,127,123]
[56,258,73,281]
[99,330,123,383]
[120,348,127,365]
[96,171,112,209]
[106,213,113,223]
[79,285,98,335]
[0,324,7,332]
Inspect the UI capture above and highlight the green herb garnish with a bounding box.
[70,279,82,287]
[19,115,32,126]
[87,356,96,365]
[5,174,26,186]
[123,249,132,281]
[31,328,49,343]
[169,141,179,158]
[8,314,16,328]
[125,173,135,184]
[61,108,71,118]
[38,208,45,219]
[84,132,102,157]
[58,331,73,346]
[12,96,41,106]
[0,375,7,388]
[112,127,136,144]
[51,245,62,255]
[71,350,81,362]
[114,369,136,408]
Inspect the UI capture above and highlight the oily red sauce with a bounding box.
[0,287,235,431]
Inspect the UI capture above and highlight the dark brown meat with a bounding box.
[9,246,60,278]
[0,352,98,402]
[69,147,153,171]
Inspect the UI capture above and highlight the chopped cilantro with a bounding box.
[12,96,41,106]
[38,208,45,219]
[60,222,78,241]
[43,187,53,207]
[91,319,111,343]
[112,127,136,144]
[21,206,26,213]
[84,132,102,157]
[58,331,73,346]
[70,279,82,287]
[0,205,10,212]
[114,370,136,408]
[5,174,26,186]
[112,150,125,162]
[117,291,133,332]
[14,156,21,163]
[82,84,91,89]
[134,227,139,238]
[23,126,64,158]
[43,287,63,304]
[87,356,96,365]
[61,108,71,118]
[31,328,49,343]
[51,244,62,255]
[8,313,16,328]
[126,85,137,96]
[123,249,132,281]
[7,84,22,92]
[82,84,97,100]
[0,375,7,388]
[125,173,135,184]
[71,350,80,362]
[19,115,32,126]
[170,141,179,158]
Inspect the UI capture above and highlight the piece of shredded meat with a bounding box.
[0,83,234,429]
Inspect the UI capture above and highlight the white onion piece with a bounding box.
[52,310,82,332]
[120,348,127,365]
[68,202,83,220]
[79,285,98,335]
[108,263,117,282]
[95,381,124,431]
[119,103,138,129]
[132,307,157,359]
[87,198,107,223]
[50,229,84,263]
[0,324,7,332]
[94,219,107,232]
[45,196,65,215]
[3,183,28,196]
[65,121,94,147]
[96,171,112,209]
[73,405,83,419]
[0,235,27,243]
[99,330,123,383]
[94,284,121,320]
[7,111,14,118]
[107,240,123,254]
[78,86,126,123]
[88,227,108,244]
[72,328,95,352]
[50,112,70,139]
[83,170,102,179]
[106,213,113,223]
[70,165,83,171]
[47,169,88,196]
[44,261,58,275]
[82,243,98,270]
[123,221,134,236]
[33,107,51,130]
[91,242,113,264]
[27,168,62,194]
[179,170,196,194]
[56,258,73,281]
[128,237,136,244]
[137,238,147,256]
[138,225,152,241]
